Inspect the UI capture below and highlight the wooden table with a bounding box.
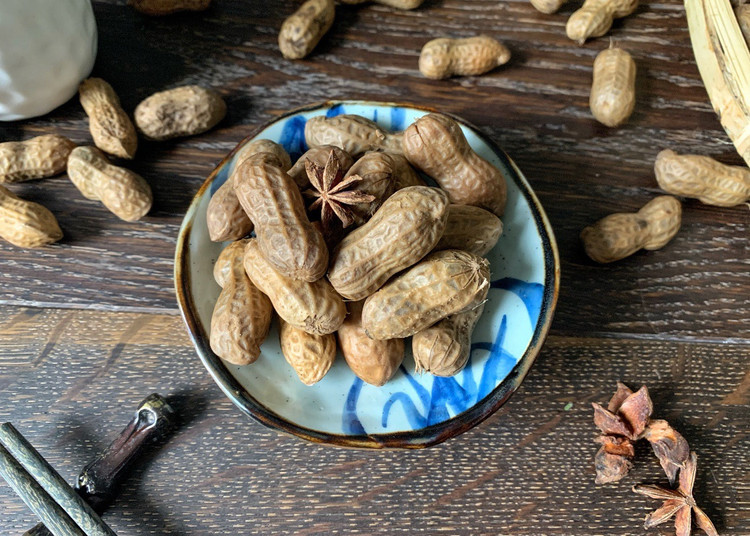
[1,1,748,534]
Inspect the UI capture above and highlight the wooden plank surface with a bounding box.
[0,307,747,535]
[0,0,746,339]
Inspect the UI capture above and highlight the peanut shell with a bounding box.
[135,86,226,141]
[0,135,76,183]
[279,319,336,385]
[79,78,138,159]
[0,185,63,248]
[305,115,403,157]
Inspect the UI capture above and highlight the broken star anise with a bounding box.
[303,150,375,241]
[632,452,718,536]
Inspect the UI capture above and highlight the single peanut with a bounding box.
[279,319,336,385]
[210,239,273,365]
[654,149,750,207]
[337,301,404,386]
[0,135,76,183]
[590,45,636,128]
[128,0,211,15]
[328,186,449,301]
[419,36,510,80]
[244,239,346,335]
[412,302,487,377]
[288,145,354,190]
[67,146,152,221]
[737,1,750,48]
[234,158,328,281]
[530,0,568,15]
[79,78,138,159]
[403,113,507,216]
[341,151,396,224]
[362,249,490,340]
[434,204,503,256]
[207,140,291,242]
[566,0,638,45]
[278,0,335,60]
[580,195,681,263]
[0,185,62,248]
[389,153,426,190]
[305,114,403,157]
[134,86,226,141]
[338,0,424,9]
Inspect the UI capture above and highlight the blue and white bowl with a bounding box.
[175,101,560,448]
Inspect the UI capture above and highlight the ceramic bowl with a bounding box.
[175,101,560,449]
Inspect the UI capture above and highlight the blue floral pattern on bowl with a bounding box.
[175,101,559,448]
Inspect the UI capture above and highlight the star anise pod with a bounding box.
[303,150,375,242]
[632,452,718,536]
[644,419,690,485]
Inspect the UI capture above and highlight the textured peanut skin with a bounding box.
[338,301,404,386]
[234,159,328,281]
[654,150,750,206]
[590,47,636,128]
[566,0,638,45]
[338,0,423,8]
[581,195,681,263]
[344,151,396,223]
[434,204,503,256]
[530,0,568,14]
[278,0,335,60]
[135,86,226,141]
[328,186,449,301]
[128,0,211,15]
[279,319,336,385]
[288,146,354,190]
[244,239,345,335]
[0,135,76,183]
[403,113,507,216]
[305,115,403,157]
[79,78,137,159]
[362,249,491,340]
[389,153,426,190]
[67,147,152,221]
[412,302,486,377]
[0,185,62,248]
[207,140,291,242]
[210,240,272,365]
[419,36,510,80]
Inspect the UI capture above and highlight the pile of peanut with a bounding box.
[207,113,506,387]
[0,79,225,249]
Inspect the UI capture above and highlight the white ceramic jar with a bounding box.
[0,0,97,121]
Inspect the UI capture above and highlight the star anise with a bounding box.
[632,452,718,536]
[303,150,375,241]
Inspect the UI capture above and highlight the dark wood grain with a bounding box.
[0,0,746,339]
[0,307,747,535]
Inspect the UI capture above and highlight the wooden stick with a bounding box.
[0,423,117,536]
[0,443,86,536]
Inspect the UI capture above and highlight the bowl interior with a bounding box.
[176,101,559,448]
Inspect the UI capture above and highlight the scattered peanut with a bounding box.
[589,45,636,128]
[434,204,503,256]
[0,185,63,248]
[207,140,291,242]
[305,115,403,157]
[79,78,138,159]
[128,0,211,15]
[244,239,345,335]
[389,153,426,190]
[234,157,328,281]
[0,135,76,183]
[288,146,354,190]
[403,113,507,216]
[134,86,226,141]
[279,319,336,385]
[210,239,273,365]
[654,149,750,207]
[362,249,490,340]
[67,146,152,221]
[412,302,486,377]
[337,301,404,386]
[328,186,449,301]
[341,151,396,224]
[530,0,568,15]
[580,195,681,263]
[278,0,336,60]
[419,36,510,80]
[338,0,424,9]
[566,0,638,45]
